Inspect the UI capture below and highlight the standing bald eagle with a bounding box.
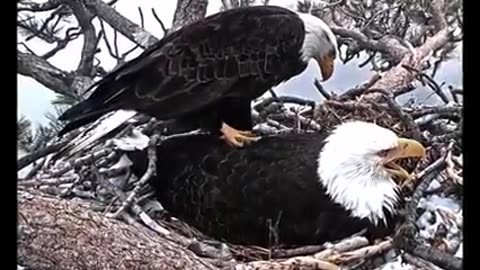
[127,121,426,246]
[58,6,337,147]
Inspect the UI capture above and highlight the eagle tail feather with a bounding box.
[58,100,113,136]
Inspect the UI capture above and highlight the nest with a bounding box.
[17,89,463,270]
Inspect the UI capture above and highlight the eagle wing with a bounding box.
[58,6,305,135]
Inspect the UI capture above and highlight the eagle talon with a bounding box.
[220,123,260,147]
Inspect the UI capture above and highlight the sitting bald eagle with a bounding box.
[127,121,426,247]
[57,5,337,147]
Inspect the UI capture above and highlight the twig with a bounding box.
[271,245,327,259]
[394,145,462,270]
[367,89,424,141]
[407,242,462,270]
[408,105,462,119]
[18,175,78,188]
[137,7,145,29]
[23,158,47,180]
[284,110,322,131]
[254,96,315,113]
[330,239,393,264]
[92,165,171,237]
[432,130,462,144]
[314,236,369,261]
[314,79,332,100]
[48,148,113,178]
[338,74,382,101]
[242,236,369,270]
[152,8,168,35]
[444,142,462,184]
[358,52,375,68]
[18,141,68,170]
[41,27,81,59]
[59,171,86,197]
[402,253,445,270]
[246,257,340,270]
[99,19,120,61]
[402,64,450,104]
[18,0,62,12]
[110,134,159,218]
[362,4,403,31]
[265,119,294,132]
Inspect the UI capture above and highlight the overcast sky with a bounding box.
[17,0,463,128]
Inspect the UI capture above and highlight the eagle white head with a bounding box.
[296,12,338,81]
[317,121,426,224]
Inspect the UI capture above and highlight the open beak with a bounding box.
[382,138,426,185]
[317,53,335,81]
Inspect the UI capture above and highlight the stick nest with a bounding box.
[17,88,463,270]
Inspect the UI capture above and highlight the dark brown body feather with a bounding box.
[127,133,404,247]
[58,6,308,135]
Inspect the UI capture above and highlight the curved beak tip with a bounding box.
[385,138,427,184]
[318,56,335,81]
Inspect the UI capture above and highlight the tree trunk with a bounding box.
[17,188,218,270]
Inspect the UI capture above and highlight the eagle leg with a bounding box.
[220,122,260,147]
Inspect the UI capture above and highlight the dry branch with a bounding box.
[367,8,451,99]
[84,0,159,48]
[17,51,72,96]
[18,141,68,171]
[111,134,159,218]
[18,0,62,12]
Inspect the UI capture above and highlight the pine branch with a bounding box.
[18,0,62,12]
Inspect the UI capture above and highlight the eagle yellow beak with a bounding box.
[318,52,335,81]
[382,138,426,185]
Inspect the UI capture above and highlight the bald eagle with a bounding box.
[58,6,337,147]
[127,121,426,246]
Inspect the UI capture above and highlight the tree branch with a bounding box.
[66,0,98,76]
[17,51,71,96]
[152,8,168,35]
[330,26,408,63]
[18,0,62,12]
[84,0,159,48]
[364,0,453,99]
[170,0,208,33]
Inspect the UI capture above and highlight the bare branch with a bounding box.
[66,0,97,76]
[338,74,382,101]
[18,141,69,171]
[402,64,450,104]
[111,134,159,218]
[255,96,316,112]
[17,51,72,96]
[330,26,408,64]
[99,19,119,60]
[137,7,145,29]
[84,0,159,48]
[18,0,62,12]
[365,0,454,98]
[152,8,168,35]
[314,79,332,100]
[41,27,82,59]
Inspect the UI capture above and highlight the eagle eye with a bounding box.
[377,149,391,157]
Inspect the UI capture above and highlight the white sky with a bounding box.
[17,0,463,127]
